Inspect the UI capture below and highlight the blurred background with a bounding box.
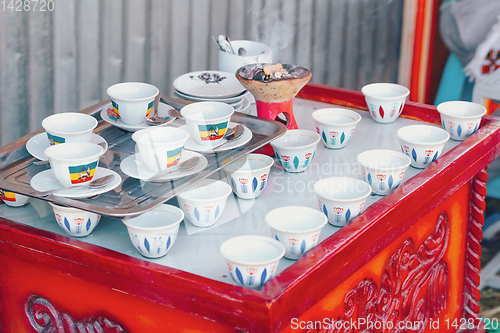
[1,0,411,146]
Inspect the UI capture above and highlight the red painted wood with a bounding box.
[1,85,500,331]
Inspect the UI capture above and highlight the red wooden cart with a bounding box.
[0,84,499,332]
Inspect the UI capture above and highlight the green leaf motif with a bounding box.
[322,131,327,144]
[293,156,299,169]
[340,132,345,144]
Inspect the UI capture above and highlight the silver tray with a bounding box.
[0,97,286,218]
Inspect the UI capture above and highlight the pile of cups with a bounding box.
[33,112,106,236]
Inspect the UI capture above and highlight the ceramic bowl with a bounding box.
[131,127,190,173]
[220,235,285,289]
[49,202,101,237]
[397,124,450,168]
[357,149,411,196]
[361,83,410,123]
[218,40,272,74]
[180,101,234,147]
[223,153,274,199]
[122,204,184,258]
[437,101,486,141]
[312,108,361,149]
[0,190,30,207]
[266,206,327,259]
[41,112,98,145]
[106,82,159,125]
[44,142,104,188]
[314,177,371,227]
[176,179,232,227]
[270,129,320,173]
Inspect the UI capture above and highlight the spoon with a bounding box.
[168,108,183,119]
[33,141,108,166]
[146,93,169,126]
[36,174,115,197]
[147,156,201,182]
[213,124,245,150]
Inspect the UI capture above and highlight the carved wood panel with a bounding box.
[305,212,449,333]
[25,295,127,333]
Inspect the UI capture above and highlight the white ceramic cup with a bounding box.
[176,179,232,227]
[41,112,98,145]
[218,40,273,74]
[180,101,234,147]
[0,190,30,207]
[131,127,190,173]
[361,83,410,124]
[266,206,328,259]
[220,235,285,289]
[270,129,320,173]
[223,153,274,199]
[397,124,450,168]
[49,202,101,237]
[106,82,159,125]
[437,101,486,141]
[312,108,361,149]
[357,149,411,196]
[314,177,372,227]
[122,204,184,258]
[44,142,104,188]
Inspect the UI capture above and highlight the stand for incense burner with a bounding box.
[236,64,312,155]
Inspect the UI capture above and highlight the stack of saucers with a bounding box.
[173,70,251,112]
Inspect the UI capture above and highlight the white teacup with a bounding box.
[42,113,98,145]
[49,202,101,237]
[361,83,410,124]
[176,179,232,228]
[44,142,104,188]
[218,40,273,74]
[0,190,30,207]
[314,177,372,227]
[131,127,190,173]
[223,153,274,199]
[357,149,411,196]
[266,206,328,259]
[312,108,361,149]
[106,82,159,125]
[220,235,285,289]
[180,102,234,147]
[437,101,486,141]
[122,204,184,258]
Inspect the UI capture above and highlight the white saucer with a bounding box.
[173,71,246,99]
[174,89,246,104]
[181,123,252,153]
[120,150,208,181]
[26,133,108,161]
[30,167,121,198]
[238,95,251,113]
[100,102,176,132]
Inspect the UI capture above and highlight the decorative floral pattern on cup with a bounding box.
[437,101,486,141]
[312,108,361,149]
[121,204,183,258]
[50,203,101,237]
[266,206,328,259]
[314,177,371,227]
[224,153,274,199]
[221,235,285,288]
[397,124,450,169]
[177,179,232,227]
[361,83,410,124]
[271,129,320,173]
[357,149,411,196]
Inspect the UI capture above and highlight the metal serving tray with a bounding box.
[0,97,286,218]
